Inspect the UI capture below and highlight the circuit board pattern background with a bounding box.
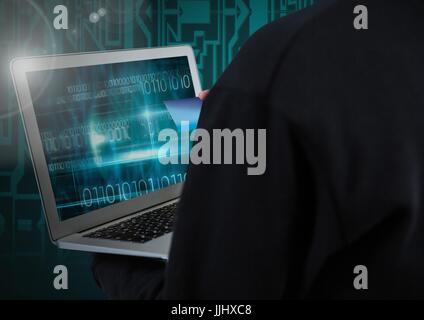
[0,0,314,299]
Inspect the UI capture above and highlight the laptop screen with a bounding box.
[26,56,195,221]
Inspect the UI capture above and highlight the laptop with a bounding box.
[10,46,202,259]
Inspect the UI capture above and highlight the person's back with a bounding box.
[93,0,424,299]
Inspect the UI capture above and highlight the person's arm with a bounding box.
[92,254,165,299]
[162,85,315,299]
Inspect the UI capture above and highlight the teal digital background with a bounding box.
[0,0,314,299]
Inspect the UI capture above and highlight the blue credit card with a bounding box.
[164,97,203,129]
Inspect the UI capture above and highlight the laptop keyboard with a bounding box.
[83,202,177,243]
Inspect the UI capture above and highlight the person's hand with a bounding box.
[198,90,209,101]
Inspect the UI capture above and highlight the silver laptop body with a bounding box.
[10,46,202,259]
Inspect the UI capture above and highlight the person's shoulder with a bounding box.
[215,0,348,94]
